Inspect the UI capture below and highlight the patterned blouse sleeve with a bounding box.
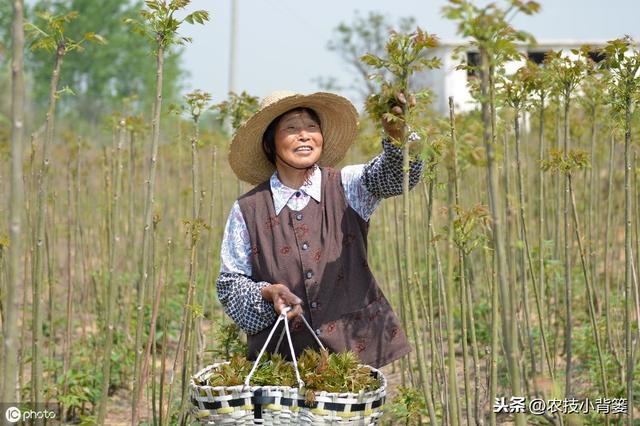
[341,164,380,221]
[216,272,277,335]
[341,137,424,220]
[362,137,424,199]
[216,201,277,335]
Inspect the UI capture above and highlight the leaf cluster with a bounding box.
[0,233,9,251]
[209,321,248,360]
[251,353,298,388]
[364,83,419,132]
[361,28,440,81]
[125,114,149,135]
[449,203,491,254]
[598,36,640,117]
[387,386,429,425]
[498,61,539,110]
[443,0,539,69]
[576,47,608,114]
[541,148,590,174]
[124,0,209,49]
[25,0,187,121]
[325,11,416,99]
[361,27,440,143]
[199,353,252,387]
[525,60,552,103]
[298,349,377,397]
[56,366,99,414]
[200,349,378,402]
[26,10,106,55]
[182,217,210,245]
[214,91,260,134]
[545,50,587,101]
[169,89,212,122]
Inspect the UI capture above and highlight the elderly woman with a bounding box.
[216,91,422,368]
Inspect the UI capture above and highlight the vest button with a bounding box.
[315,328,321,336]
[295,213,303,220]
[302,242,309,250]
[295,191,301,197]
[305,270,313,279]
[310,301,317,309]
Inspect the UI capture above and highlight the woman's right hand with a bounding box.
[260,283,303,320]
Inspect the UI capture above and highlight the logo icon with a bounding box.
[5,406,21,423]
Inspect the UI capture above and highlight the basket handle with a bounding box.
[244,307,326,388]
[274,310,326,353]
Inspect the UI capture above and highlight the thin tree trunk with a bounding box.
[203,145,219,351]
[133,259,165,425]
[45,216,55,361]
[159,313,168,426]
[133,41,165,417]
[458,250,472,426]
[393,197,409,386]
[439,96,459,426]
[98,120,126,424]
[514,109,553,381]
[488,248,498,426]
[62,153,74,410]
[464,256,482,426]
[513,111,537,384]
[480,46,524,426]
[634,151,640,364]
[588,106,598,313]
[623,99,634,426]
[190,119,206,369]
[430,223,451,425]
[2,0,25,405]
[562,96,573,398]
[551,99,562,370]
[159,239,172,426]
[402,132,438,423]
[122,130,137,339]
[421,177,440,407]
[32,43,65,415]
[568,174,609,401]
[602,135,621,367]
[177,116,205,424]
[537,96,549,376]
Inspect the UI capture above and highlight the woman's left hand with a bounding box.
[381,92,416,141]
[381,105,405,141]
[260,283,303,320]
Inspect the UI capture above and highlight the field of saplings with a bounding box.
[1,0,639,425]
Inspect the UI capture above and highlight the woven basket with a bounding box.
[189,309,387,425]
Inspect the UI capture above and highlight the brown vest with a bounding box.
[237,167,410,368]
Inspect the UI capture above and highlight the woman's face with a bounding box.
[274,109,323,170]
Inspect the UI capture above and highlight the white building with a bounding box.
[419,40,608,115]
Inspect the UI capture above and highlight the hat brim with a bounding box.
[229,92,359,185]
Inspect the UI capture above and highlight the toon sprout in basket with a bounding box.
[216,90,423,368]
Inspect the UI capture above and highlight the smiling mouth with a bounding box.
[294,146,313,152]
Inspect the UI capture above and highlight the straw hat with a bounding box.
[229,91,359,185]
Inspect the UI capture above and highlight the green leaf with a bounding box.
[145,0,160,11]
[84,32,107,44]
[360,53,384,68]
[184,10,210,25]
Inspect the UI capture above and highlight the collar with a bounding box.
[270,164,322,215]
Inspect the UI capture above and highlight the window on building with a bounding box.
[588,50,605,63]
[527,51,548,65]
[466,51,480,77]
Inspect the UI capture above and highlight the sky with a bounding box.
[178,0,640,105]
